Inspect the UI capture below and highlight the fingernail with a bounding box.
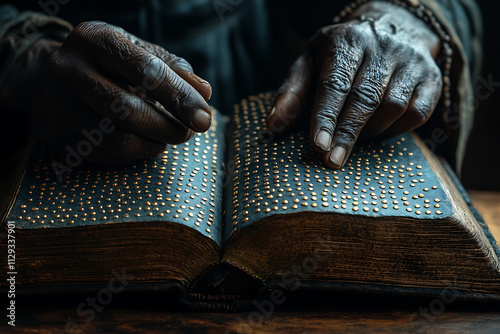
[315,130,332,151]
[191,108,211,131]
[189,72,209,86]
[189,72,212,101]
[268,106,276,118]
[329,146,346,168]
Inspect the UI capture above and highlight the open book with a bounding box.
[2,92,500,309]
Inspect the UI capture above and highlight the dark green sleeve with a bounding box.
[431,0,483,79]
[417,0,482,175]
[0,5,72,126]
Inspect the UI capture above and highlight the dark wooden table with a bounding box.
[3,190,500,333]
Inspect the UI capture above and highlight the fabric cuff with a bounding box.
[0,10,73,106]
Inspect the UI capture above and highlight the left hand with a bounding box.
[266,1,443,169]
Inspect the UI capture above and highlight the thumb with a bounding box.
[266,52,315,135]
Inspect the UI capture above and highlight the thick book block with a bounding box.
[2,93,499,308]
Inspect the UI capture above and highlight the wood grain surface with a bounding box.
[469,190,500,241]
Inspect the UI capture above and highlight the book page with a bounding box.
[223,93,454,242]
[8,108,227,247]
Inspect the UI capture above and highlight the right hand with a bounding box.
[33,21,212,166]
[267,3,442,170]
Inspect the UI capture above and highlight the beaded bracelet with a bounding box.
[333,0,453,108]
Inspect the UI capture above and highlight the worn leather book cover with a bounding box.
[1,93,499,310]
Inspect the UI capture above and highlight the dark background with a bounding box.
[462,0,500,191]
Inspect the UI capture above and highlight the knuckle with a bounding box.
[321,72,352,96]
[70,21,105,42]
[316,108,337,124]
[109,91,132,113]
[311,24,356,49]
[336,123,359,143]
[315,110,337,127]
[166,54,193,73]
[110,94,155,130]
[337,24,362,45]
[383,93,409,116]
[350,83,383,110]
[331,24,355,39]
[410,101,432,126]
[114,95,141,126]
[427,64,443,86]
[312,26,332,43]
[169,76,192,107]
[46,48,76,77]
[315,109,335,120]
[47,49,64,70]
[403,44,425,63]
[141,56,168,89]
[413,52,426,64]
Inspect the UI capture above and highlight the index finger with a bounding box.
[68,21,212,132]
[310,41,363,153]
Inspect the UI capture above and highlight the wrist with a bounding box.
[346,1,441,58]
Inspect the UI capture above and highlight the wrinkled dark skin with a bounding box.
[26,2,441,169]
[32,21,212,166]
[267,1,442,169]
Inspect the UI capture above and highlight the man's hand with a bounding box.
[267,1,442,169]
[33,21,212,166]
